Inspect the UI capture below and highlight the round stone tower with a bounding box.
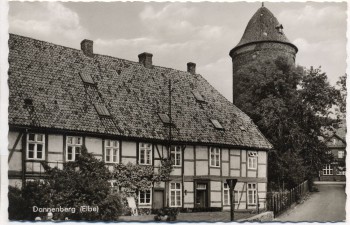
[230,6,298,102]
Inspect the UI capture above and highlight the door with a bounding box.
[153,190,164,209]
[195,183,208,208]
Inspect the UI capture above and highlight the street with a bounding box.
[276,182,346,222]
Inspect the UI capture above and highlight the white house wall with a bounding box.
[8,130,268,211]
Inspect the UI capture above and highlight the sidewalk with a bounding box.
[313,181,346,185]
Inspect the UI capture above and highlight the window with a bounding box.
[139,189,152,205]
[105,140,119,163]
[158,113,171,125]
[323,164,333,175]
[80,72,95,84]
[210,147,220,167]
[338,150,345,159]
[247,183,257,205]
[210,119,224,130]
[66,136,82,161]
[192,91,205,103]
[337,167,346,175]
[223,183,230,205]
[170,146,182,166]
[94,104,110,117]
[27,133,45,160]
[248,151,258,169]
[223,183,240,205]
[109,180,119,192]
[139,143,152,165]
[170,182,182,207]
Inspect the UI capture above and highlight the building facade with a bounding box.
[8,6,276,212]
[320,121,346,181]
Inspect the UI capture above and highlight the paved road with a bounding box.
[276,182,346,222]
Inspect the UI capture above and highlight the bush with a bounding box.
[8,186,29,220]
[154,208,179,221]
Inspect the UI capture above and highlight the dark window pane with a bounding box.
[37,144,43,159]
[28,134,35,141]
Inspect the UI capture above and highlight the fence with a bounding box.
[266,180,309,217]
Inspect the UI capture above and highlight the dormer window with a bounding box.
[239,126,246,131]
[80,72,95,85]
[275,24,284,34]
[94,104,111,117]
[211,119,224,130]
[192,91,205,103]
[158,113,173,126]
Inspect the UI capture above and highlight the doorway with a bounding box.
[153,190,164,209]
[195,181,209,208]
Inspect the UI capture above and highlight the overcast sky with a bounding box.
[8,1,347,102]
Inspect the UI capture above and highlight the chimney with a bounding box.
[81,39,93,57]
[187,62,196,74]
[138,52,153,68]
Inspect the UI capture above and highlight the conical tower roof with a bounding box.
[231,6,297,53]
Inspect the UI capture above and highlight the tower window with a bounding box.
[275,24,284,34]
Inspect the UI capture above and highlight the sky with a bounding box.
[8,1,347,102]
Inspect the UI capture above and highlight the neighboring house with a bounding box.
[8,6,279,212]
[320,121,346,181]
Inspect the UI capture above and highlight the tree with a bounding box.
[111,158,173,203]
[9,146,123,221]
[335,74,346,118]
[234,57,338,189]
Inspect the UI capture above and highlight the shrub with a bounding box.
[154,208,179,221]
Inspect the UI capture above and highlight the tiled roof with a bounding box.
[8,34,273,150]
[232,7,297,52]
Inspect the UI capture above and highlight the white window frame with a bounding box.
[170,146,182,166]
[66,136,83,162]
[223,183,240,205]
[139,143,152,165]
[247,183,257,205]
[27,133,45,160]
[169,182,182,207]
[223,183,230,205]
[138,189,152,205]
[338,150,345,159]
[105,140,120,163]
[248,151,258,170]
[323,164,333,175]
[210,147,221,167]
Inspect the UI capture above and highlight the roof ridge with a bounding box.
[10,33,196,76]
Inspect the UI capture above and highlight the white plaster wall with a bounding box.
[8,131,22,149]
[196,146,208,159]
[210,168,220,176]
[184,161,194,176]
[184,146,194,159]
[258,165,267,178]
[9,151,22,171]
[247,170,257,177]
[222,148,229,160]
[241,150,246,162]
[85,137,102,154]
[230,155,240,169]
[196,161,208,175]
[48,134,63,152]
[122,141,137,157]
[222,162,229,176]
